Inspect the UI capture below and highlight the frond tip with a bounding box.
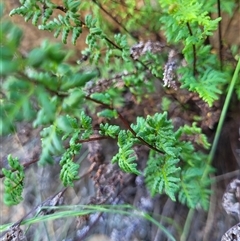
[2,155,25,206]
[60,160,80,186]
[112,130,141,175]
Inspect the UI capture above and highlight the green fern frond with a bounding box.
[3,0,237,213]
[194,69,227,106]
[2,77,36,132]
[63,0,81,13]
[114,34,130,61]
[97,109,118,119]
[57,113,94,186]
[177,123,211,149]
[160,1,220,40]
[145,151,180,201]
[57,113,93,141]
[112,130,140,175]
[79,111,92,129]
[9,1,40,24]
[34,94,58,127]
[2,155,25,206]
[39,125,64,164]
[178,179,199,209]
[90,92,112,105]
[179,165,213,210]
[176,126,210,167]
[60,138,81,187]
[10,0,83,45]
[78,111,93,139]
[60,160,80,186]
[132,112,181,156]
[57,116,76,138]
[179,166,204,208]
[180,67,227,107]
[59,71,96,91]
[159,1,226,106]
[99,123,120,138]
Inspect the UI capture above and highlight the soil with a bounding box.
[1,2,240,241]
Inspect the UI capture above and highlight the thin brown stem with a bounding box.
[55,5,67,12]
[92,0,133,37]
[0,135,109,179]
[53,3,122,50]
[50,3,162,78]
[117,112,164,154]
[85,96,165,155]
[17,72,68,98]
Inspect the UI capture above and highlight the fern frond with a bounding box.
[179,165,213,210]
[56,113,94,186]
[79,111,91,129]
[180,67,227,107]
[160,1,220,40]
[112,130,140,175]
[132,112,181,156]
[2,77,36,131]
[10,0,83,45]
[145,151,180,201]
[179,167,203,208]
[60,160,80,186]
[97,109,118,119]
[99,123,120,138]
[39,125,64,164]
[194,69,227,107]
[114,34,130,61]
[90,92,112,105]
[9,1,40,24]
[176,122,211,149]
[2,155,25,206]
[60,71,97,91]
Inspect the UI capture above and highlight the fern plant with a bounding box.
[1,0,238,217]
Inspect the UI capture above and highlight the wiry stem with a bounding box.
[92,0,132,36]
[217,0,223,70]
[186,23,197,76]
[48,3,164,80]
[85,96,165,155]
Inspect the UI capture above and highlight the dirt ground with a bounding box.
[1,1,240,241]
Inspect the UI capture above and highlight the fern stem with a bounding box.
[92,0,131,36]
[17,72,68,98]
[186,23,197,76]
[85,96,165,154]
[180,208,195,241]
[55,5,67,12]
[53,3,122,50]
[217,0,223,70]
[77,136,108,143]
[205,57,240,176]
[117,112,164,154]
